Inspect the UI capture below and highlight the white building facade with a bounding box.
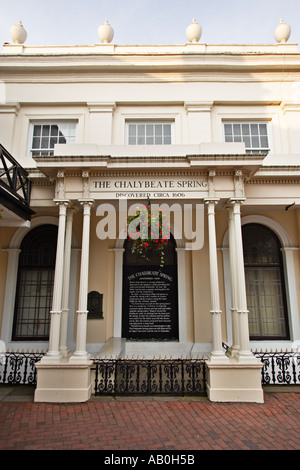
[0,20,299,402]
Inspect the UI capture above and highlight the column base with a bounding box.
[206,356,264,403]
[34,357,92,403]
[69,352,91,363]
[207,352,230,363]
[39,351,63,363]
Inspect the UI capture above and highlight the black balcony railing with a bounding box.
[0,143,34,221]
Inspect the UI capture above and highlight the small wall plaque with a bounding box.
[87,291,103,319]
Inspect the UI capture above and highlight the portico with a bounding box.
[33,145,264,402]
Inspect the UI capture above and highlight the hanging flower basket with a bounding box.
[126,204,169,266]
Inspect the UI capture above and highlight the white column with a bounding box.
[228,207,240,353]
[112,247,125,337]
[205,199,227,359]
[44,200,69,360]
[230,199,252,358]
[59,207,74,356]
[70,199,94,361]
[176,248,187,343]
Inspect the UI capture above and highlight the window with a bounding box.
[127,122,172,145]
[224,122,269,154]
[30,122,76,156]
[12,225,58,340]
[242,224,289,340]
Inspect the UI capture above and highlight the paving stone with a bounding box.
[0,391,299,450]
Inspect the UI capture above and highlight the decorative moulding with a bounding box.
[10,21,27,44]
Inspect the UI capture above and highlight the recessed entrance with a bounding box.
[122,235,179,341]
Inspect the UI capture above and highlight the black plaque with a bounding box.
[87,291,103,319]
[122,266,178,340]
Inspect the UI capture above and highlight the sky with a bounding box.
[0,0,299,47]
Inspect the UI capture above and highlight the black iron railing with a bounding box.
[0,143,34,220]
[92,357,207,396]
[0,351,44,385]
[1,350,299,392]
[254,350,300,386]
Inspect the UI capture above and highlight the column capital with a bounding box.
[229,197,246,204]
[54,198,70,204]
[78,198,95,214]
[78,198,94,205]
[204,197,220,204]
[204,198,220,214]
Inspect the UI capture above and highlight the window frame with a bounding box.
[223,121,270,154]
[242,223,290,341]
[125,120,174,145]
[29,121,77,157]
[12,225,58,341]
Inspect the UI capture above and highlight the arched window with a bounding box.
[12,225,58,340]
[242,224,289,340]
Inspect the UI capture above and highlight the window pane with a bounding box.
[42,125,50,136]
[233,124,241,136]
[137,124,145,144]
[146,124,153,137]
[33,125,41,137]
[251,124,259,135]
[164,124,171,136]
[41,137,49,149]
[32,137,40,149]
[251,136,259,148]
[50,125,58,137]
[242,124,250,136]
[128,124,136,137]
[259,123,267,135]
[146,136,154,144]
[260,135,269,148]
[224,124,232,136]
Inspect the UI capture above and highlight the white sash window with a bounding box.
[127,121,173,145]
[224,122,269,154]
[30,122,76,156]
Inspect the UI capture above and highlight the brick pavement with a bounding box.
[0,391,299,451]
